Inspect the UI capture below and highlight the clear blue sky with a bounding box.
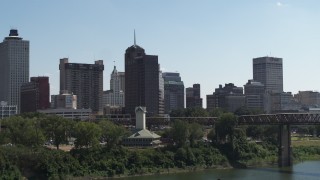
[1,0,320,107]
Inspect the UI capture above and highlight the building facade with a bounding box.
[294,91,320,107]
[103,66,125,107]
[207,83,245,112]
[59,58,104,114]
[244,80,265,110]
[0,101,17,119]
[51,90,77,109]
[38,108,91,120]
[162,72,184,113]
[253,56,283,93]
[0,29,29,113]
[20,76,50,113]
[186,84,203,108]
[264,92,300,113]
[124,41,163,116]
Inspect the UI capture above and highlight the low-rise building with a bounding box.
[122,107,161,147]
[37,108,92,120]
[0,101,17,119]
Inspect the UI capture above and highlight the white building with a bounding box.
[0,29,29,113]
[103,66,125,107]
[0,101,17,119]
[38,108,92,120]
[51,90,77,109]
[122,107,161,147]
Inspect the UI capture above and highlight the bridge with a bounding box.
[238,113,320,167]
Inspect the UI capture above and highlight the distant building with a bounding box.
[38,108,91,120]
[244,80,264,111]
[294,91,320,107]
[124,35,163,116]
[253,56,283,93]
[0,29,29,113]
[162,72,185,113]
[103,66,125,108]
[51,90,77,109]
[265,92,301,113]
[186,84,203,108]
[207,83,245,112]
[159,70,165,114]
[20,76,50,113]
[0,101,17,119]
[122,107,161,147]
[59,58,104,114]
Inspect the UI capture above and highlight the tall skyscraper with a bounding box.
[162,72,185,113]
[253,56,283,93]
[21,76,50,113]
[59,58,104,113]
[103,66,125,107]
[125,34,162,116]
[0,29,29,112]
[186,84,203,108]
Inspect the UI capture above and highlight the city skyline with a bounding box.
[2,1,320,107]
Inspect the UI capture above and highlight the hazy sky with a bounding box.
[1,0,320,107]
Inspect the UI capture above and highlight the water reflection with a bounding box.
[123,161,320,180]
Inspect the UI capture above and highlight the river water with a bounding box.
[124,161,320,180]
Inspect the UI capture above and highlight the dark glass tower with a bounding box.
[124,36,161,116]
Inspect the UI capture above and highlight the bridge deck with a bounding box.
[238,113,320,125]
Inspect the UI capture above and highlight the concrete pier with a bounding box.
[278,124,292,167]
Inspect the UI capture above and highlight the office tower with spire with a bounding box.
[125,31,163,116]
[253,56,283,93]
[162,72,185,113]
[103,65,125,107]
[59,58,104,114]
[0,29,29,113]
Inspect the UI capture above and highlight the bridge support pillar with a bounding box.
[278,124,292,167]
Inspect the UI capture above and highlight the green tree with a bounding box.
[2,116,45,146]
[41,115,73,149]
[215,113,237,143]
[99,120,128,148]
[74,122,102,148]
[208,108,224,117]
[171,120,190,147]
[207,128,216,144]
[188,123,203,147]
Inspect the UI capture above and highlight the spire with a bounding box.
[134,29,136,46]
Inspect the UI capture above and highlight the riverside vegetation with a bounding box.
[1,108,320,179]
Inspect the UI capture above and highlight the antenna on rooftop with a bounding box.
[134,29,136,46]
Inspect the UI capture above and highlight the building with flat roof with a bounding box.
[253,56,283,93]
[244,80,264,110]
[186,84,203,108]
[0,29,29,113]
[51,90,77,109]
[163,72,185,113]
[37,108,92,120]
[207,83,245,112]
[294,91,320,107]
[59,58,104,114]
[0,101,17,119]
[21,76,50,113]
